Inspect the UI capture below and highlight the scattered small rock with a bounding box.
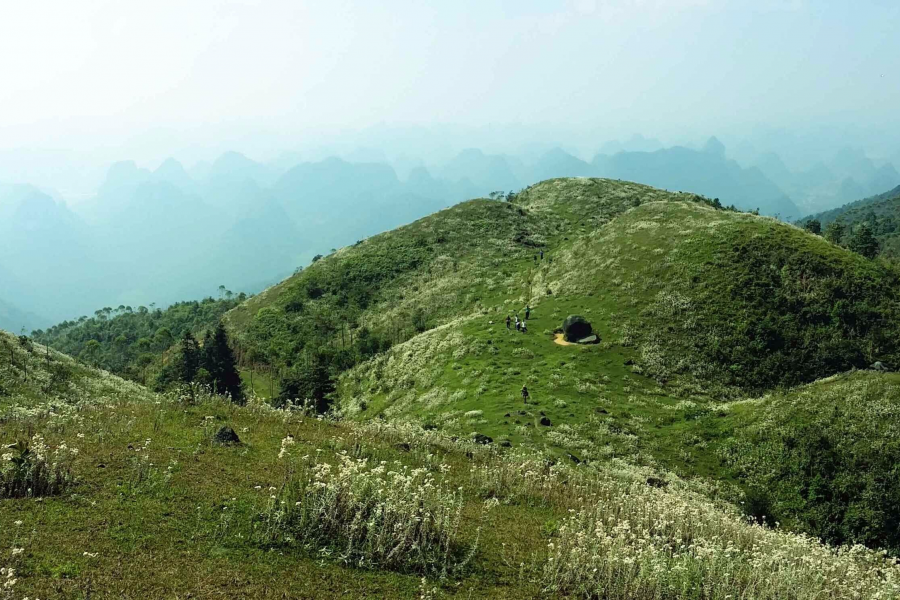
[595,407,609,414]
[539,411,546,416]
[394,442,411,452]
[472,433,493,445]
[213,426,241,446]
[646,477,668,489]
[624,359,634,366]
[504,413,511,417]
[566,452,581,465]
[499,440,512,448]
[871,361,889,372]
[539,417,552,427]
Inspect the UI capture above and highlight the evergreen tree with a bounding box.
[849,223,879,259]
[804,219,822,235]
[824,221,846,245]
[201,322,244,404]
[277,355,334,414]
[177,331,200,384]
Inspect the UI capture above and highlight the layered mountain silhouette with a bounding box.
[0,138,873,325]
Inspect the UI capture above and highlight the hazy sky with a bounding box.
[1,0,898,183]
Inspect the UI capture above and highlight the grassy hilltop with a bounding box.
[222,178,900,476]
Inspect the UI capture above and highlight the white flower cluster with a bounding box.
[258,449,486,573]
[1,434,79,499]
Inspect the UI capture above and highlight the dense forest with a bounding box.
[33,294,245,385]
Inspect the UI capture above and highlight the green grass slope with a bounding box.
[337,198,900,473]
[0,330,156,414]
[2,330,898,598]
[724,370,900,552]
[231,178,900,400]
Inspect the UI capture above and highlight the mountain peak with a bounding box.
[703,136,726,157]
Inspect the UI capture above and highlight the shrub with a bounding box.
[724,375,900,553]
[255,445,489,574]
[1,435,78,498]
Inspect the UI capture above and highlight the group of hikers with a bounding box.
[506,305,531,333]
[533,249,552,265]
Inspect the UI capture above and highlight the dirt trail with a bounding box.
[553,333,575,346]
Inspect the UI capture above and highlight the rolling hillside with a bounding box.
[221,178,900,518]
[28,176,900,571]
[229,177,899,398]
[3,329,900,598]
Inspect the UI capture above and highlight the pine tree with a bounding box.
[824,221,846,245]
[804,219,822,235]
[202,322,244,404]
[177,332,200,384]
[849,223,879,259]
[278,355,334,414]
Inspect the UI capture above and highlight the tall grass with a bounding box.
[255,441,491,574]
[1,435,78,498]
[473,451,900,598]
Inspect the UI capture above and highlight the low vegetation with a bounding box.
[2,343,899,598]
[725,372,900,553]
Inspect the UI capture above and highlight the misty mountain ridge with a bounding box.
[753,145,900,213]
[2,136,893,325]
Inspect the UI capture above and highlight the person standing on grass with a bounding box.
[522,385,530,404]
[540,249,544,261]
[506,315,511,330]
[521,321,527,334]
[525,305,531,320]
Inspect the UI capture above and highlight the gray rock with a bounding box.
[499,440,512,448]
[539,417,552,427]
[213,426,241,445]
[576,334,598,344]
[871,361,889,372]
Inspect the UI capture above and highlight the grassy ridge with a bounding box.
[337,199,900,472]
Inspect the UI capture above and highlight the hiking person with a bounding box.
[525,305,531,320]
[515,318,521,332]
[540,249,544,260]
[522,385,529,404]
[521,321,527,334]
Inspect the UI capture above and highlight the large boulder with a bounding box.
[563,315,592,342]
